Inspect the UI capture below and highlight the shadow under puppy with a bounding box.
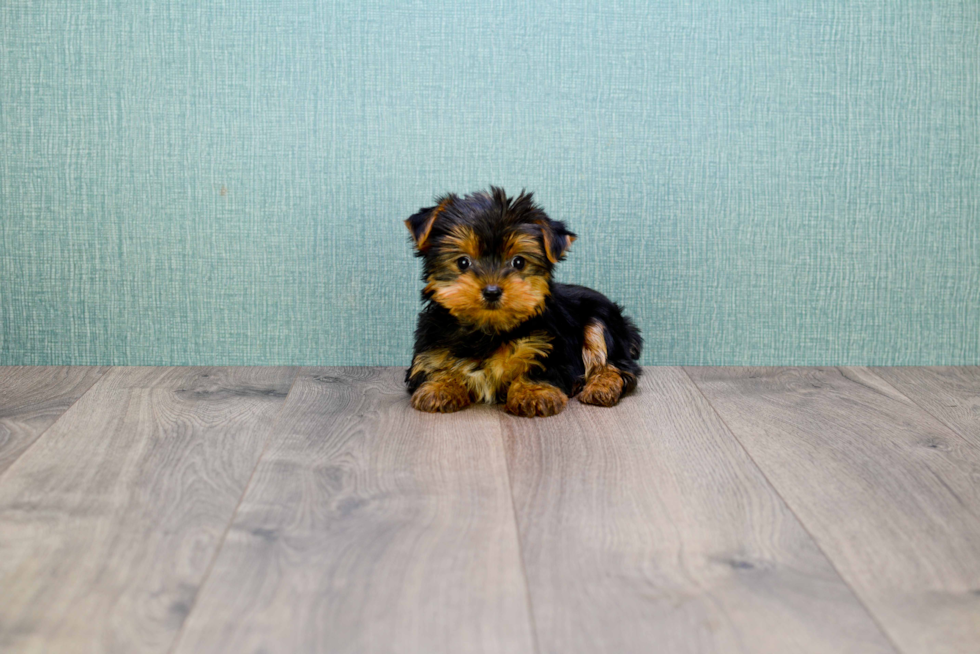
[405,187,642,417]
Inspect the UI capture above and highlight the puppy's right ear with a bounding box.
[404,197,451,251]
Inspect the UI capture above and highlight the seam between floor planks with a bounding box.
[684,366,980,654]
[0,366,110,483]
[498,417,545,654]
[865,367,980,449]
[3,366,979,654]
[501,366,897,654]
[170,367,537,654]
[0,366,300,654]
[164,369,304,654]
[680,366,906,654]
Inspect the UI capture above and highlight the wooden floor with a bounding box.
[1,367,978,654]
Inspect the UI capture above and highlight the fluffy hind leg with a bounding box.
[578,319,627,407]
[579,366,625,407]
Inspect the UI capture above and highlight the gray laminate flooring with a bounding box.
[0,366,977,654]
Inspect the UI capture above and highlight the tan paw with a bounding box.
[505,380,568,417]
[578,367,624,407]
[411,379,472,413]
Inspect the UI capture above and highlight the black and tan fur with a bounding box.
[404,187,642,417]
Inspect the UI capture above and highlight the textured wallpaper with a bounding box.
[1,1,978,366]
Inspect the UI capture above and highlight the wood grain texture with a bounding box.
[0,366,297,654]
[870,367,980,447]
[0,366,108,476]
[503,366,896,654]
[686,366,980,654]
[172,367,536,654]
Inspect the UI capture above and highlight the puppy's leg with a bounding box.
[408,350,473,413]
[578,319,627,407]
[505,377,568,417]
[489,331,566,417]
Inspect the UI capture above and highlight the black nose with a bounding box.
[482,285,503,302]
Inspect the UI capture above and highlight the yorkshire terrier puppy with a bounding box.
[404,187,642,417]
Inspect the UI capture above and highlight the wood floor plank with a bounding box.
[503,367,896,654]
[870,367,980,447]
[0,366,109,477]
[0,366,297,654]
[686,366,980,654]
[172,367,536,654]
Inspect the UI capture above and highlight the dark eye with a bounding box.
[457,256,471,271]
[511,256,526,270]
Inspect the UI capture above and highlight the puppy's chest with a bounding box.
[419,330,554,403]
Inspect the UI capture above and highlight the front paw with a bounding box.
[411,379,472,413]
[505,380,568,418]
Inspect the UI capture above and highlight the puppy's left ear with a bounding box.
[536,218,577,264]
[404,197,452,251]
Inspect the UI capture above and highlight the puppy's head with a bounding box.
[405,187,575,333]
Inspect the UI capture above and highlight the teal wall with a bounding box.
[2,1,978,366]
